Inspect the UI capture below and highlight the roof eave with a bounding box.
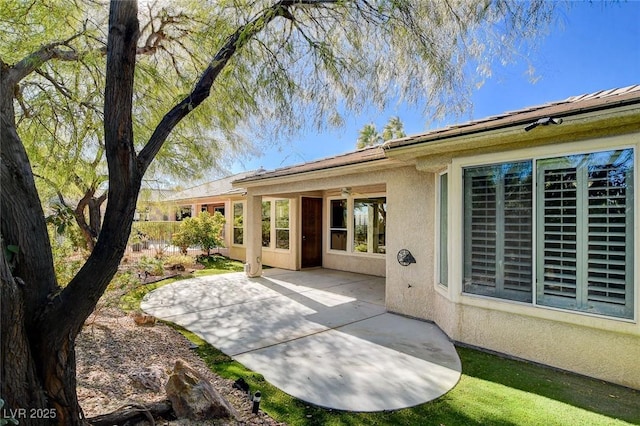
[233,157,403,188]
[384,99,640,163]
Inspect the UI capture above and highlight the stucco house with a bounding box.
[170,86,640,389]
[159,170,262,258]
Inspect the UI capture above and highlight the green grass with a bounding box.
[121,261,640,426]
[178,339,640,426]
[195,254,246,275]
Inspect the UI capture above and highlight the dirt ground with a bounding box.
[76,307,285,425]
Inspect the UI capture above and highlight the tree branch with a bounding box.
[33,173,68,208]
[137,0,313,170]
[5,32,85,86]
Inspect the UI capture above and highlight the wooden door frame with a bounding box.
[301,196,323,268]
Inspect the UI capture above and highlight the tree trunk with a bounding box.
[2,1,288,424]
[73,190,106,252]
[0,252,48,423]
[1,2,141,424]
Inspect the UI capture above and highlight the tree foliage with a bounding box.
[172,211,225,256]
[0,1,558,423]
[9,1,259,251]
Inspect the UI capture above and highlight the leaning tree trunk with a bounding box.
[1,2,142,424]
[1,52,60,424]
[1,64,88,426]
[2,0,292,424]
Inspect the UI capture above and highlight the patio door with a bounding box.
[301,197,323,268]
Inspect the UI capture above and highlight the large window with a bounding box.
[330,199,347,251]
[176,206,192,221]
[329,196,387,254]
[275,200,290,249]
[261,199,290,250]
[464,161,533,302]
[536,149,634,318]
[353,197,386,254]
[233,202,244,245]
[462,148,634,319]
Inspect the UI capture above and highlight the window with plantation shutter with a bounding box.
[537,149,634,319]
[439,173,449,287]
[463,161,533,302]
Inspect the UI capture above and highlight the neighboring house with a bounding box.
[162,170,261,258]
[135,187,177,221]
[228,85,640,390]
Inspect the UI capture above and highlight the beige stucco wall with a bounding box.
[385,166,438,316]
[445,303,640,389]
[385,134,640,389]
[228,246,246,263]
[260,197,299,271]
[243,167,395,276]
[323,251,385,277]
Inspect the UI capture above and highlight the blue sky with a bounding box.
[230,1,640,174]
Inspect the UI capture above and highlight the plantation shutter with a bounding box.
[464,162,533,302]
[536,149,634,318]
[439,173,449,287]
[503,168,534,296]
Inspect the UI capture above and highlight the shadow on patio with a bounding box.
[141,268,461,412]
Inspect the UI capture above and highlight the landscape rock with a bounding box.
[166,359,239,421]
[132,312,157,326]
[129,365,168,392]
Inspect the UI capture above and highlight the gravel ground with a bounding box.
[76,307,286,425]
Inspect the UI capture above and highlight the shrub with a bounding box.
[171,230,191,255]
[172,211,225,255]
[164,254,197,268]
[137,255,164,277]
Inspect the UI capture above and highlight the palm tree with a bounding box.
[382,116,406,141]
[356,123,382,149]
[356,117,405,149]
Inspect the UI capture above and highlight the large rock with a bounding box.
[165,359,239,421]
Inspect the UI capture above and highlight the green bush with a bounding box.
[132,221,180,241]
[164,254,197,268]
[48,224,85,286]
[172,211,225,255]
[137,255,164,277]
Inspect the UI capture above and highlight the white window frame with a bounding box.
[274,199,290,251]
[261,200,271,248]
[327,193,387,257]
[437,170,449,290]
[232,201,245,246]
[261,198,291,252]
[328,197,348,252]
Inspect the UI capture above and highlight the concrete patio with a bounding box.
[141,268,461,412]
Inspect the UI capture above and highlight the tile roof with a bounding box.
[233,145,387,183]
[167,170,261,201]
[235,85,640,185]
[384,85,640,150]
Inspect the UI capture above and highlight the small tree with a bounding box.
[195,211,225,255]
[172,211,225,256]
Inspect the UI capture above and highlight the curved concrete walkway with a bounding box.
[141,268,461,412]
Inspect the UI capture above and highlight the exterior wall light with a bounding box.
[524,117,563,132]
[397,249,416,266]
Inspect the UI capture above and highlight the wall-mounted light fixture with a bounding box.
[397,249,416,266]
[524,117,563,132]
